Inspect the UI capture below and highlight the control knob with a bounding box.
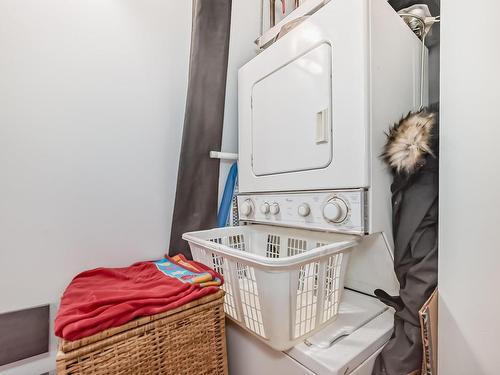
[260,202,270,214]
[298,203,311,217]
[269,202,280,215]
[240,199,253,217]
[323,198,348,223]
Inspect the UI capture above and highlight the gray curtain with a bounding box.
[169,0,232,258]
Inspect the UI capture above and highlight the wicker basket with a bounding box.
[56,290,227,375]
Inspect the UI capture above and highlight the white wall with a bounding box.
[439,1,500,374]
[0,1,192,373]
[218,0,261,204]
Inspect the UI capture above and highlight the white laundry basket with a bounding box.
[182,224,359,350]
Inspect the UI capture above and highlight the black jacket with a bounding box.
[373,109,439,375]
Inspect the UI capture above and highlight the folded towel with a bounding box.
[156,254,222,287]
[55,256,223,341]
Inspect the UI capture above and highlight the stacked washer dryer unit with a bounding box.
[228,0,427,374]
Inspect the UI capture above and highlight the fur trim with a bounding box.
[382,110,436,175]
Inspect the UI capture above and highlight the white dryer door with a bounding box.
[251,42,332,176]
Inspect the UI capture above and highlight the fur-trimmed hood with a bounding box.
[382,110,438,175]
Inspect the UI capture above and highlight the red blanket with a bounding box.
[55,256,222,341]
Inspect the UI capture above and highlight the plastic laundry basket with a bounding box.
[182,224,359,350]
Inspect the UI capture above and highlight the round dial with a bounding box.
[240,199,253,216]
[297,203,311,217]
[323,198,348,223]
[269,202,280,215]
[260,202,270,214]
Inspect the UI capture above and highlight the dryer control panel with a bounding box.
[237,189,367,234]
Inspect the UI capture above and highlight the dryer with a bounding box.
[238,0,425,240]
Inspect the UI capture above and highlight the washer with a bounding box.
[227,291,393,375]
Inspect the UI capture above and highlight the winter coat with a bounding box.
[372,109,439,375]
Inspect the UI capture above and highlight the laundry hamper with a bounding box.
[183,225,359,350]
[56,290,227,375]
